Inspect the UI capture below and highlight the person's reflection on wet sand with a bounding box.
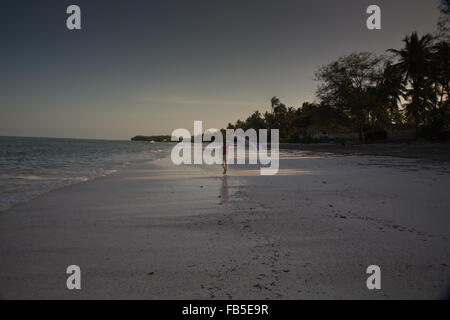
[221,175,229,203]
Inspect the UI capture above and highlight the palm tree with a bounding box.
[270,96,280,111]
[389,32,434,82]
[377,62,406,125]
[388,32,434,135]
[432,41,450,107]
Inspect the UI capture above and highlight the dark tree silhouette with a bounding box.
[227,29,449,142]
[270,96,280,111]
[315,52,385,141]
[389,32,434,135]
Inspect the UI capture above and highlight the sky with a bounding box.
[0,0,443,140]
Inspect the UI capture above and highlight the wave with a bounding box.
[0,169,120,212]
[0,137,172,212]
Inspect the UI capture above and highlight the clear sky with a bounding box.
[0,0,443,139]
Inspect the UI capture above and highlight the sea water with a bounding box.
[0,136,170,211]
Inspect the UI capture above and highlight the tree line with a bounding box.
[227,2,450,143]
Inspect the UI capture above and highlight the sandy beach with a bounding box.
[0,149,449,299]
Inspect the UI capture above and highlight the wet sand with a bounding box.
[280,142,450,162]
[0,151,449,299]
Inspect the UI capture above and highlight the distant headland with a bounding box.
[131,135,171,142]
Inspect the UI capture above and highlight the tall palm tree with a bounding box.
[377,62,406,125]
[432,41,450,107]
[389,32,434,82]
[270,96,280,111]
[388,32,434,135]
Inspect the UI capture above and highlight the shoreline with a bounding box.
[279,142,450,162]
[2,141,449,214]
[0,151,449,299]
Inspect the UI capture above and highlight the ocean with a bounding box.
[0,136,171,211]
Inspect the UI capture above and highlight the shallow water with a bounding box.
[0,136,171,211]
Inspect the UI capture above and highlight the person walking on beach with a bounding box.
[222,140,227,174]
